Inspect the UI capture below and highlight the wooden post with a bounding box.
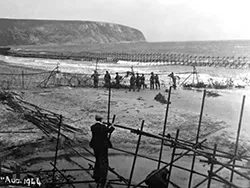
[207,144,217,188]
[166,129,179,188]
[108,115,116,140]
[229,95,245,186]
[95,59,98,71]
[52,115,63,183]
[127,120,145,188]
[157,86,172,169]
[16,164,20,179]
[107,82,111,124]
[21,71,24,89]
[188,89,206,188]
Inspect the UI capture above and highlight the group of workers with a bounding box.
[89,114,169,188]
[91,70,177,90]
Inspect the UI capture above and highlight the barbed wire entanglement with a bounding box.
[1,64,250,90]
[1,49,250,69]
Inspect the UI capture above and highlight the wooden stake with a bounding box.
[107,82,111,124]
[188,89,206,188]
[207,144,217,188]
[16,164,20,179]
[166,129,179,188]
[158,86,172,169]
[21,71,24,89]
[52,115,63,183]
[230,95,245,186]
[128,120,145,188]
[108,115,116,139]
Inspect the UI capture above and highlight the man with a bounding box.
[155,74,160,89]
[150,72,155,90]
[169,72,177,90]
[129,73,136,92]
[135,73,141,92]
[145,168,169,188]
[91,70,100,88]
[89,115,115,188]
[115,72,122,88]
[140,74,146,89]
[104,71,111,88]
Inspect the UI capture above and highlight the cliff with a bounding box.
[0,18,146,46]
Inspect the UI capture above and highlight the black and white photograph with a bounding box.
[0,0,250,187]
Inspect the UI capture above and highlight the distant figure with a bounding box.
[91,70,100,88]
[145,168,169,188]
[135,73,141,92]
[168,72,177,90]
[104,71,111,88]
[150,72,155,90]
[115,72,122,88]
[129,73,136,92]
[155,74,160,89]
[89,115,115,188]
[140,74,146,89]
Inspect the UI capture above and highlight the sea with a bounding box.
[1,40,250,88]
[14,40,250,57]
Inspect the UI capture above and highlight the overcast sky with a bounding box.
[0,0,250,42]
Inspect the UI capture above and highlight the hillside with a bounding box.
[0,18,146,46]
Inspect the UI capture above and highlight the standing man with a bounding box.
[91,70,100,88]
[129,73,136,92]
[140,74,146,89]
[169,72,177,90]
[104,71,111,88]
[135,73,141,92]
[89,115,115,188]
[150,72,155,90]
[115,72,122,88]
[155,74,160,89]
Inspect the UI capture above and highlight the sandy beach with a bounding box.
[0,57,250,187]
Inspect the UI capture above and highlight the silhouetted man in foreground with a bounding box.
[89,115,115,188]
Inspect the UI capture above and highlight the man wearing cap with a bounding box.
[89,115,115,188]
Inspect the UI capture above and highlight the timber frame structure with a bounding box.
[0,81,249,188]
